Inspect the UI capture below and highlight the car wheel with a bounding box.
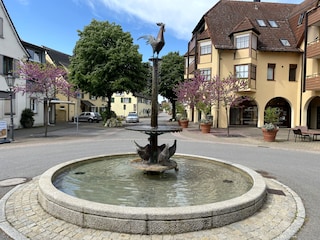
[88,119,93,123]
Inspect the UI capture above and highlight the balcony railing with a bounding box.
[307,40,320,59]
[306,73,320,90]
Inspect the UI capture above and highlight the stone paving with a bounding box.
[0,175,304,240]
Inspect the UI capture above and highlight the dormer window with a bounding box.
[298,13,304,25]
[234,33,257,50]
[268,20,278,28]
[235,34,249,49]
[257,19,267,27]
[280,39,290,46]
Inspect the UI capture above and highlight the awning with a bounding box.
[50,100,75,104]
[81,100,95,107]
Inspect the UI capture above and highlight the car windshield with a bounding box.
[128,113,137,116]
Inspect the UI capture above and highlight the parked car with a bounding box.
[72,112,102,123]
[125,112,139,123]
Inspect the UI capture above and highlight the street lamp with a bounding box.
[5,72,15,142]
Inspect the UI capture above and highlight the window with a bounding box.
[298,13,304,25]
[235,34,249,49]
[27,49,42,63]
[3,56,13,75]
[251,65,257,80]
[200,69,211,80]
[235,64,256,80]
[0,18,3,38]
[111,97,115,103]
[289,64,297,81]
[267,64,276,80]
[280,39,290,47]
[30,98,37,113]
[4,94,16,115]
[200,41,211,55]
[235,65,249,78]
[121,97,131,103]
[257,19,267,27]
[268,20,278,28]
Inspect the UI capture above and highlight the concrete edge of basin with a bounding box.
[38,153,267,235]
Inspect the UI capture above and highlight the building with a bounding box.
[185,0,320,129]
[0,1,30,130]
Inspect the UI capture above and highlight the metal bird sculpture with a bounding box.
[138,22,165,57]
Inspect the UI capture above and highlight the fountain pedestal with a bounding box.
[126,57,182,172]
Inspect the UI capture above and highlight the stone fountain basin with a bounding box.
[38,153,267,235]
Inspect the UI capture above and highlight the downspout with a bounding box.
[302,7,316,126]
[217,49,221,128]
[301,10,308,126]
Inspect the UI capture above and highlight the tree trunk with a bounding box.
[171,100,176,120]
[44,100,49,137]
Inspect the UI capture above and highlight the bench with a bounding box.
[292,128,311,142]
[288,126,320,141]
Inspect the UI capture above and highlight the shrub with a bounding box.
[20,108,34,128]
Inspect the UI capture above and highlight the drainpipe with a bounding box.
[302,7,316,126]
[217,49,221,128]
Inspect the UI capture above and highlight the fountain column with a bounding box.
[149,57,160,164]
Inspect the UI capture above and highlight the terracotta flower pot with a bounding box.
[262,128,279,142]
[200,123,211,133]
[179,120,189,128]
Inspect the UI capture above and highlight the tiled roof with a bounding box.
[43,46,71,68]
[200,1,300,52]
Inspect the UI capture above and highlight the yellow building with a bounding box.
[185,0,320,130]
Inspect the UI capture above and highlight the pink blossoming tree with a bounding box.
[17,62,75,136]
[175,72,250,136]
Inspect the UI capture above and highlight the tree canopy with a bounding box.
[68,20,147,111]
[159,51,184,120]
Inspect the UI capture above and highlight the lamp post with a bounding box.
[5,72,15,142]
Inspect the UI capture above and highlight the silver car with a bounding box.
[73,112,102,123]
[125,112,139,123]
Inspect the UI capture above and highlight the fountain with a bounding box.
[37,23,267,235]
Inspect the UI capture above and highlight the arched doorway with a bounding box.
[266,97,291,128]
[230,99,258,126]
[307,96,320,129]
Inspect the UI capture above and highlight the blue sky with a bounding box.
[3,0,302,62]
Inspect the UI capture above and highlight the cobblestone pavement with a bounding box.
[0,176,304,240]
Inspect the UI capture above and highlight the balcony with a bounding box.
[306,73,320,91]
[238,79,256,93]
[307,40,320,59]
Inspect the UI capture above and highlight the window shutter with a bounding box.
[0,55,3,74]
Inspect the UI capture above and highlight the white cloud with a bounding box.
[99,0,218,40]
[95,0,302,41]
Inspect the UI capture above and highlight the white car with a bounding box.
[125,112,139,123]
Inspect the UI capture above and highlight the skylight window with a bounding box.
[298,13,304,25]
[268,20,278,28]
[280,39,290,47]
[257,19,267,27]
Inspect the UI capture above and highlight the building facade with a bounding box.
[185,0,320,129]
[0,1,30,130]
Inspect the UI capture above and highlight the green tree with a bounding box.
[69,20,146,112]
[159,52,184,120]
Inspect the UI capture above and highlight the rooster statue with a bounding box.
[138,23,165,57]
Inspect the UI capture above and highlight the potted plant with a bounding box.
[179,116,189,128]
[200,118,212,133]
[261,107,280,142]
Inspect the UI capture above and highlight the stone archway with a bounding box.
[266,97,291,128]
[230,99,258,126]
[307,96,320,129]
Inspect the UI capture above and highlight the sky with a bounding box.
[3,0,302,62]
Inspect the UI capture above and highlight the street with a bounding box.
[0,114,319,239]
